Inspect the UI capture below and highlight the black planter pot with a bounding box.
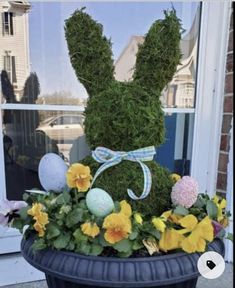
[21,236,225,288]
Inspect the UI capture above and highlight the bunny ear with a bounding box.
[65,9,114,97]
[133,9,182,93]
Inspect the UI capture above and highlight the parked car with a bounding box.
[37,114,84,141]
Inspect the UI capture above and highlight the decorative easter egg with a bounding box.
[38,153,68,192]
[86,188,115,217]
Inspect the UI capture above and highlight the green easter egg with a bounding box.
[86,188,115,217]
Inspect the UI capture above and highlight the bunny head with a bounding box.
[65,8,182,151]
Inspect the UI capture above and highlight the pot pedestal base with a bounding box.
[46,275,198,288]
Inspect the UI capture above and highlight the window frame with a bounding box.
[2,12,14,36]
[3,54,17,84]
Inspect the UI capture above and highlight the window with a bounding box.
[2,12,14,36]
[0,1,231,261]
[71,116,84,125]
[3,55,17,83]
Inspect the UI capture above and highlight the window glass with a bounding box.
[0,1,200,202]
[0,1,200,106]
[155,113,195,175]
[2,109,88,200]
[61,116,72,125]
[2,12,13,36]
[2,109,194,200]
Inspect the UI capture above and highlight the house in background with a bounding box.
[0,0,30,102]
[114,6,200,109]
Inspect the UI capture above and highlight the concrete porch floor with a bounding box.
[1,263,233,288]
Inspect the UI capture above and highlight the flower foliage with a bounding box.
[1,168,232,258]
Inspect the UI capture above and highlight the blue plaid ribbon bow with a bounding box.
[91,146,156,200]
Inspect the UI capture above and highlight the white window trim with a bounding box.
[2,12,14,36]
[191,0,231,196]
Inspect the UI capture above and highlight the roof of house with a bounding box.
[114,7,200,81]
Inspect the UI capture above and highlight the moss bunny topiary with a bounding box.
[65,8,182,216]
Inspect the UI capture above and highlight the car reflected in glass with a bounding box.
[37,114,84,141]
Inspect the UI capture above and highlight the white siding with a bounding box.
[0,1,30,101]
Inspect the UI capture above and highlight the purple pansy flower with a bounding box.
[212,220,224,237]
[0,200,27,226]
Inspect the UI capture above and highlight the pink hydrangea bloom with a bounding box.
[171,176,198,208]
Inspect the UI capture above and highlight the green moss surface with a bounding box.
[84,82,165,151]
[83,156,174,216]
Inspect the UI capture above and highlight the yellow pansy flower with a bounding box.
[220,216,229,228]
[36,211,49,226]
[103,213,131,244]
[159,229,184,252]
[28,203,44,217]
[152,217,166,232]
[134,213,143,225]
[81,222,100,238]
[170,173,181,183]
[66,163,92,192]
[27,203,49,237]
[34,222,45,237]
[120,200,132,217]
[178,215,214,253]
[161,210,172,220]
[212,195,227,222]
[161,210,183,224]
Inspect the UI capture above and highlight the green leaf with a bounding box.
[77,243,91,255]
[66,241,75,251]
[90,244,103,256]
[114,201,121,213]
[54,234,71,249]
[206,200,218,219]
[132,240,144,250]
[46,223,61,240]
[114,239,132,253]
[189,207,201,215]
[226,211,232,217]
[174,205,189,216]
[32,238,46,251]
[118,250,133,258]
[73,228,88,242]
[194,196,206,208]
[56,192,71,205]
[66,208,83,228]
[226,233,233,242]
[129,231,138,240]
[148,229,161,240]
[77,199,87,209]
[18,206,30,220]
[11,218,24,232]
[98,233,112,247]
[22,193,29,202]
